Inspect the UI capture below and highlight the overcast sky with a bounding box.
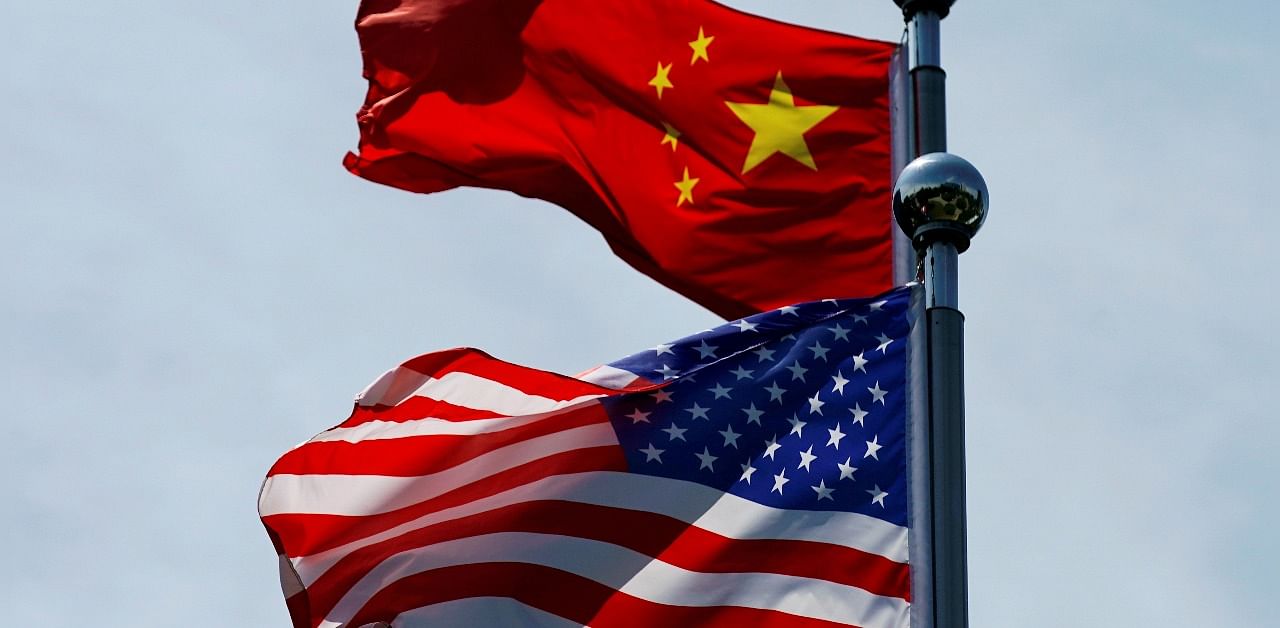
[4,1,1277,625]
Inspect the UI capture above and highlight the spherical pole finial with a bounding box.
[892,152,988,253]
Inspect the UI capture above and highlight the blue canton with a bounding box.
[603,286,913,527]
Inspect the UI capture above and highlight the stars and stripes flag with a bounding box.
[259,285,923,627]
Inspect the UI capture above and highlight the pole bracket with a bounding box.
[894,0,956,20]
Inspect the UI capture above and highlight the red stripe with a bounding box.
[284,592,309,628]
[263,447,627,557]
[345,396,506,427]
[340,347,619,428]
[269,405,609,476]
[338,562,869,628]
[400,348,618,400]
[302,499,909,618]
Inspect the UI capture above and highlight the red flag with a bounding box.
[345,0,897,318]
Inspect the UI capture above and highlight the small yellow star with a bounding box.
[648,62,673,99]
[689,28,714,65]
[725,71,839,174]
[660,122,681,151]
[673,167,700,206]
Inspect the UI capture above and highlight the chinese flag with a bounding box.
[345,0,897,319]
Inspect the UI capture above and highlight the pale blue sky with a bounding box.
[4,1,1276,625]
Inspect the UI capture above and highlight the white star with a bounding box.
[823,298,840,306]
[626,409,651,424]
[785,361,808,382]
[869,300,887,311]
[797,445,817,471]
[732,319,759,332]
[651,389,673,404]
[807,392,825,415]
[869,381,888,405]
[740,462,758,484]
[837,457,858,481]
[639,443,664,463]
[763,434,782,460]
[853,313,869,325]
[753,346,776,363]
[719,425,742,449]
[663,424,688,442]
[864,434,882,460]
[831,371,849,394]
[826,424,846,449]
[686,402,710,420]
[807,342,830,362]
[694,340,718,360]
[851,351,868,373]
[867,484,889,507]
[655,364,679,380]
[849,403,868,427]
[781,333,797,341]
[771,469,790,494]
[695,447,718,471]
[765,381,787,404]
[729,365,754,380]
[830,323,851,342]
[742,403,765,425]
[653,343,674,356]
[708,383,732,400]
[812,479,835,501]
[875,333,893,354]
[787,414,807,437]
[778,305,799,316]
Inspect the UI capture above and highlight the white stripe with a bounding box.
[355,365,424,407]
[574,364,642,389]
[277,554,305,598]
[308,403,593,444]
[414,371,602,415]
[390,598,584,628]
[289,471,907,586]
[319,532,909,628]
[258,424,619,517]
[357,366,602,414]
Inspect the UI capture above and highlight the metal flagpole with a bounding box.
[890,2,988,627]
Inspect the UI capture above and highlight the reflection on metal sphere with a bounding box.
[892,152,988,252]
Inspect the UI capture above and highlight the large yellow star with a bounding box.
[689,28,714,65]
[725,72,839,174]
[648,62,673,99]
[660,121,681,151]
[673,167,700,206]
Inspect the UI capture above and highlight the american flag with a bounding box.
[259,285,919,628]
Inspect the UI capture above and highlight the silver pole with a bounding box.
[907,9,946,157]
[923,241,966,628]
[891,3,987,628]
